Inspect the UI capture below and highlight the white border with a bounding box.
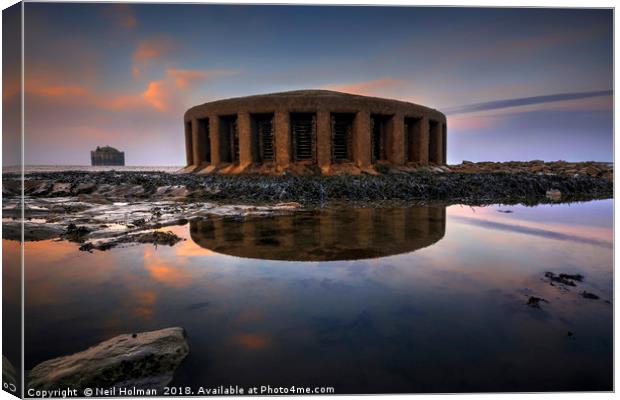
[0,2,616,400]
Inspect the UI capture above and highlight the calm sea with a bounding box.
[6,200,612,393]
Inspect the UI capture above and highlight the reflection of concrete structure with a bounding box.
[90,146,125,166]
[183,90,446,175]
[190,207,446,261]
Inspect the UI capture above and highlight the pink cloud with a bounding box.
[141,68,237,112]
[115,4,137,28]
[325,77,407,96]
[167,68,236,88]
[103,4,137,29]
[448,114,501,132]
[132,37,174,77]
[30,85,89,97]
[142,80,168,111]
[25,63,235,115]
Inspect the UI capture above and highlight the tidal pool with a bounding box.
[15,200,613,393]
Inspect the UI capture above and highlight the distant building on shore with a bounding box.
[91,146,125,166]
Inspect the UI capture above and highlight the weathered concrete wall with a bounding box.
[184,90,446,174]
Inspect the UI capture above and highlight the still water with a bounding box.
[15,200,613,393]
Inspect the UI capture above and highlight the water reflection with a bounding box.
[190,207,446,261]
[19,201,613,393]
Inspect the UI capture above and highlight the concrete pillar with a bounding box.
[316,110,331,169]
[274,111,291,169]
[416,117,430,165]
[353,110,371,168]
[389,114,405,165]
[429,121,442,165]
[209,115,221,166]
[442,123,447,165]
[237,112,252,167]
[184,121,193,165]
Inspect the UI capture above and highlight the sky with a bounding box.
[2,4,614,166]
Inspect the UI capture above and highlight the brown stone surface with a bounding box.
[184,90,446,175]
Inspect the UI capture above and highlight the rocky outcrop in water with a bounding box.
[27,327,189,392]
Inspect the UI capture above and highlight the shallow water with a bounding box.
[14,200,613,393]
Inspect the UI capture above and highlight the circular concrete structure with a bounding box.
[183,90,446,175]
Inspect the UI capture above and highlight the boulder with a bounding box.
[3,221,65,241]
[2,180,21,196]
[3,356,17,387]
[27,327,189,391]
[50,182,73,197]
[154,185,190,199]
[75,183,97,195]
[25,180,53,196]
[545,189,561,201]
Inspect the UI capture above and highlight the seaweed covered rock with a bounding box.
[2,165,613,205]
[27,327,189,391]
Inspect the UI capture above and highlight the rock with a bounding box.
[274,202,302,209]
[50,182,73,197]
[581,291,600,300]
[75,183,97,194]
[155,185,189,198]
[62,224,91,242]
[133,231,184,246]
[3,356,17,388]
[544,272,583,286]
[3,221,65,241]
[526,296,547,308]
[545,189,561,201]
[531,165,544,173]
[79,230,184,252]
[107,184,146,198]
[2,180,21,196]
[27,327,189,391]
[558,273,583,282]
[27,180,53,196]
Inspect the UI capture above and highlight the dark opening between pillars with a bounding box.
[185,121,193,165]
[371,115,390,162]
[198,118,210,163]
[429,120,440,164]
[219,115,239,164]
[290,113,316,162]
[251,113,275,162]
[331,113,354,163]
[404,117,422,162]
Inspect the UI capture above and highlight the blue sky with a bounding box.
[5,4,613,165]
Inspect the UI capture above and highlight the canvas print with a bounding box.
[1,2,614,397]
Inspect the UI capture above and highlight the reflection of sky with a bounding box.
[2,4,612,165]
[21,200,613,392]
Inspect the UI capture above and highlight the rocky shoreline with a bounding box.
[2,161,613,206]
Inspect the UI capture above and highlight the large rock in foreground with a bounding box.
[27,327,189,391]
